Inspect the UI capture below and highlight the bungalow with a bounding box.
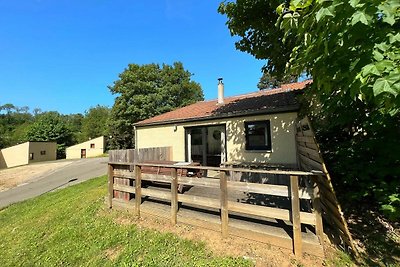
[0,141,57,169]
[134,79,311,168]
[66,136,105,159]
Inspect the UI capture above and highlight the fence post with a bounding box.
[290,175,302,257]
[220,170,228,238]
[135,165,142,218]
[311,176,324,243]
[171,168,178,225]
[108,164,114,209]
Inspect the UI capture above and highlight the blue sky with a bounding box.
[0,0,264,115]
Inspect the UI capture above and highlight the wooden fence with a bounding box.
[108,160,324,258]
[296,117,358,256]
[109,147,172,201]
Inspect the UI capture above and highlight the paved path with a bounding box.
[0,157,108,209]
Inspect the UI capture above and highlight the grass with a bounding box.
[0,176,251,267]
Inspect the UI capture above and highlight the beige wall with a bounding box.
[0,142,58,169]
[28,142,57,164]
[66,136,105,159]
[0,142,29,168]
[136,112,298,165]
[0,150,4,169]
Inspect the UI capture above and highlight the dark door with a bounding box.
[81,149,86,158]
[186,125,226,167]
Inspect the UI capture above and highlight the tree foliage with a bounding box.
[218,1,293,81]
[108,62,204,149]
[26,112,74,159]
[276,0,400,114]
[0,104,34,148]
[219,0,400,220]
[257,72,297,90]
[81,105,110,142]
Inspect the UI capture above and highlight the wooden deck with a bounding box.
[111,182,324,257]
[108,147,325,258]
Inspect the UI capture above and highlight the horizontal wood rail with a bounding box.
[108,161,324,258]
[109,162,321,176]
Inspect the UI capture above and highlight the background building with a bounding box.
[0,141,57,169]
[66,136,105,159]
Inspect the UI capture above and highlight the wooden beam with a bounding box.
[114,184,135,193]
[108,164,114,209]
[113,170,135,179]
[227,181,313,200]
[290,175,302,257]
[178,176,219,188]
[136,163,318,176]
[297,145,321,160]
[220,171,229,238]
[299,154,323,171]
[135,165,142,217]
[141,188,171,201]
[228,201,316,225]
[311,177,324,244]
[141,173,171,183]
[177,194,220,209]
[171,168,178,225]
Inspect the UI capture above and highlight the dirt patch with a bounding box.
[106,209,325,267]
[0,161,73,192]
[104,246,124,261]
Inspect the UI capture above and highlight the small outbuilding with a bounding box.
[0,141,57,169]
[66,136,106,159]
[134,80,311,168]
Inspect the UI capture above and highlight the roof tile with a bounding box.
[135,80,311,126]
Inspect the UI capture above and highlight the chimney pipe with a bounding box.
[217,77,224,104]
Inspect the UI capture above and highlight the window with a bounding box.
[244,120,272,151]
[40,150,46,155]
[29,153,34,160]
[90,143,95,148]
[190,128,203,146]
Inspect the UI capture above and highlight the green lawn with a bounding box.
[0,176,251,267]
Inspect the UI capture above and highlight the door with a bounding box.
[81,149,86,158]
[186,125,226,167]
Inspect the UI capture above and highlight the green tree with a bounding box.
[0,104,34,148]
[26,112,74,158]
[108,62,204,149]
[219,0,400,220]
[257,72,297,90]
[64,113,84,143]
[81,105,110,142]
[218,1,294,81]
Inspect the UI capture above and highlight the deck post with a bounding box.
[290,175,302,257]
[311,176,324,243]
[171,167,178,225]
[108,164,114,209]
[220,170,228,237]
[135,165,142,218]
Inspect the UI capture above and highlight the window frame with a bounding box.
[90,143,95,149]
[40,150,46,155]
[244,120,272,151]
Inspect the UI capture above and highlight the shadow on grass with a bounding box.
[344,203,400,266]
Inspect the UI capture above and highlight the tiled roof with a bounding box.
[135,80,312,126]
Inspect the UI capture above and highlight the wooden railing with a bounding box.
[108,162,323,257]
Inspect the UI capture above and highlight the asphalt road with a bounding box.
[0,157,108,209]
